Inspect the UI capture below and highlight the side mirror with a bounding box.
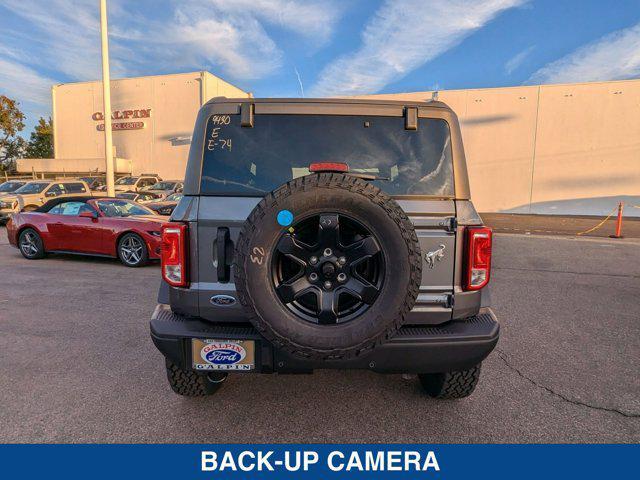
[45,191,56,197]
[79,210,98,219]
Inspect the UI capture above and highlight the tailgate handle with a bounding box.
[216,227,232,282]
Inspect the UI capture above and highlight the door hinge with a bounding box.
[215,227,233,282]
[240,103,254,128]
[445,294,454,308]
[404,106,418,130]
[437,216,457,232]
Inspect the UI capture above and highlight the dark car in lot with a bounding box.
[146,193,183,216]
[150,97,498,399]
[6,197,167,267]
[79,176,107,191]
[116,191,163,204]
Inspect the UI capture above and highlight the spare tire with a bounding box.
[234,173,421,360]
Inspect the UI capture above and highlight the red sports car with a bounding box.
[6,196,168,267]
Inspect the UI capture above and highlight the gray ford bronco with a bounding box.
[150,98,499,399]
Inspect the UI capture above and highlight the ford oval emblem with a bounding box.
[205,349,242,364]
[200,342,247,365]
[210,294,237,307]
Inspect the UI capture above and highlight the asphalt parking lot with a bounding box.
[483,212,640,238]
[0,226,638,443]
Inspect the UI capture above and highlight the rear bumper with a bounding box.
[150,305,499,374]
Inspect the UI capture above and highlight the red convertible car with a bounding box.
[6,196,168,267]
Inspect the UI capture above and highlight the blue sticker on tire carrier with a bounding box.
[277,209,294,227]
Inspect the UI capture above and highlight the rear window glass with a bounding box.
[49,201,90,215]
[117,193,137,200]
[200,114,454,196]
[0,181,25,192]
[115,177,138,185]
[96,200,152,217]
[15,182,48,194]
[149,181,176,190]
[65,183,87,193]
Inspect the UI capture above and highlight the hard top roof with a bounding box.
[203,96,452,111]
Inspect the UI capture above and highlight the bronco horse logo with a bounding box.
[425,244,446,269]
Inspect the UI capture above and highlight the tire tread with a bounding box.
[165,360,222,397]
[419,364,482,399]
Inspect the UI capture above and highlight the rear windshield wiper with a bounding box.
[348,172,390,182]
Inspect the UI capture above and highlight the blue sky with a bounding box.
[1,0,640,134]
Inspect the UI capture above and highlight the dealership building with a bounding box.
[17,73,640,216]
[18,71,249,180]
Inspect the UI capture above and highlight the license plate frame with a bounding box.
[191,338,256,371]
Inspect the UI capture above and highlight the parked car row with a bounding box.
[0,179,92,221]
[107,174,183,197]
[0,175,184,222]
[1,174,185,267]
[6,196,167,267]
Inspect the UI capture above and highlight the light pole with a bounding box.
[100,0,115,196]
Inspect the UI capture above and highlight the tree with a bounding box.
[25,117,54,158]
[0,95,26,172]
[1,137,27,172]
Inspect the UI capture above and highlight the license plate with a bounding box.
[191,339,255,371]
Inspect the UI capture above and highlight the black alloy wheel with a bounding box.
[271,213,384,325]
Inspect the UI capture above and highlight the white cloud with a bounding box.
[505,45,535,74]
[1,0,102,80]
[153,0,343,79]
[206,0,341,43]
[159,4,284,80]
[0,0,343,87]
[528,22,640,84]
[0,58,55,106]
[0,45,23,61]
[310,0,527,97]
[0,57,54,132]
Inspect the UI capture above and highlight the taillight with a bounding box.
[161,223,188,287]
[463,226,492,291]
[309,162,349,173]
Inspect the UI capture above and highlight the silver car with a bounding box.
[141,180,183,199]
